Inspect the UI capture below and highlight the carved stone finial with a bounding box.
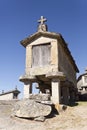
[2,90,4,94]
[37,16,48,32]
[85,67,87,72]
[15,85,17,90]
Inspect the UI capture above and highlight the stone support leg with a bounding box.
[24,81,32,98]
[70,91,75,102]
[62,87,69,105]
[51,78,60,104]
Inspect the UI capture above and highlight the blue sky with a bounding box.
[0,0,87,98]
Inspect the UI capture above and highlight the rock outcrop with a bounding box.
[29,93,50,101]
[12,96,52,121]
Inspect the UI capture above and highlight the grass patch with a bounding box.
[77,101,87,106]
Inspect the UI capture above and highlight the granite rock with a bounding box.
[29,94,50,101]
[12,99,52,119]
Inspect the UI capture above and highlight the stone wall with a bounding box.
[23,35,77,86]
[77,77,83,89]
[58,42,76,86]
[77,76,87,89]
[82,76,87,86]
[0,93,13,100]
[25,36,58,75]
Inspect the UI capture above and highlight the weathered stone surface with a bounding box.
[40,100,53,105]
[12,99,52,118]
[34,116,45,122]
[29,94,50,101]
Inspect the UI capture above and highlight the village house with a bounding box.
[77,68,87,100]
[19,16,79,105]
[0,87,20,100]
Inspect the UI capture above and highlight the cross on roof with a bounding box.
[38,16,47,25]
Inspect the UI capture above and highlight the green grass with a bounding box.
[77,101,87,106]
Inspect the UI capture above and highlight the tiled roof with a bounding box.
[0,89,20,96]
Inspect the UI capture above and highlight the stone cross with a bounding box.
[38,16,47,25]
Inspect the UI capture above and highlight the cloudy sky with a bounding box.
[0,0,87,97]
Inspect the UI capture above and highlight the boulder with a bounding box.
[29,94,50,101]
[12,99,52,119]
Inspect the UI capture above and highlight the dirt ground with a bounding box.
[0,100,87,130]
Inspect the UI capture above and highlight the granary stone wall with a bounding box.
[58,43,76,86]
[20,16,79,104]
[25,36,58,75]
[0,93,13,100]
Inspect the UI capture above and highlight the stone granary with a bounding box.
[0,87,20,100]
[77,68,87,100]
[19,16,79,105]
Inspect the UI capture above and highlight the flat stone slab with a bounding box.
[12,99,52,118]
[34,116,45,122]
[46,71,65,80]
[29,94,50,101]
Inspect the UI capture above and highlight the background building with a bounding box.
[0,87,20,100]
[77,68,87,100]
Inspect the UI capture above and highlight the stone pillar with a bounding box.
[70,91,75,102]
[62,87,69,105]
[24,81,32,98]
[51,78,60,104]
